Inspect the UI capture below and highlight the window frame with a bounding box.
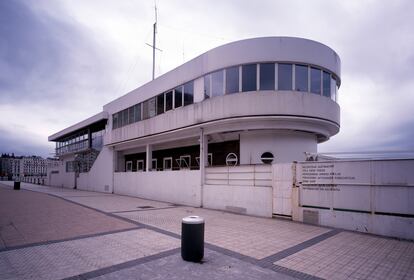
[179,155,191,169]
[126,161,133,172]
[137,160,144,172]
[163,157,173,171]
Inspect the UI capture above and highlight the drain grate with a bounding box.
[137,206,154,209]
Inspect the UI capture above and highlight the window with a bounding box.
[165,91,173,111]
[295,64,308,92]
[196,153,213,167]
[323,71,331,98]
[152,159,157,171]
[112,113,118,129]
[211,70,224,97]
[225,153,238,166]
[331,76,337,102]
[226,66,239,94]
[126,161,133,172]
[163,157,172,170]
[242,64,257,92]
[260,63,275,90]
[128,106,134,124]
[204,74,211,99]
[133,104,141,122]
[174,86,183,108]
[261,152,274,164]
[137,160,144,171]
[184,81,194,106]
[310,67,321,94]
[179,155,191,169]
[143,97,156,119]
[121,109,127,127]
[278,63,293,90]
[157,93,164,115]
[65,161,75,172]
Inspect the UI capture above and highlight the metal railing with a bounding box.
[205,164,272,187]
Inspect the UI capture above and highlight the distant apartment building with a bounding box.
[0,154,59,184]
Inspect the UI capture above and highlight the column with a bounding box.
[199,129,208,207]
[146,144,152,172]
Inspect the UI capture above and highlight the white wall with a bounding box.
[114,170,201,206]
[48,156,75,189]
[240,130,317,164]
[293,159,414,240]
[203,185,272,217]
[77,147,114,193]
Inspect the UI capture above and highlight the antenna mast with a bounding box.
[152,4,157,80]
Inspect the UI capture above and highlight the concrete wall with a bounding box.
[240,131,317,164]
[47,156,75,189]
[294,159,414,240]
[77,147,114,193]
[114,170,201,206]
[203,185,272,217]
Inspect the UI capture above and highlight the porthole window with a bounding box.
[225,153,238,166]
[261,152,274,164]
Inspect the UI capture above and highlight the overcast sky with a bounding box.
[1,0,414,158]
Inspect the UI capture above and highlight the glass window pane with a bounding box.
[148,97,156,117]
[278,63,292,90]
[143,100,149,119]
[112,113,118,129]
[156,93,164,115]
[242,64,257,92]
[184,81,194,106]
[165,91,173,111]
[323,71,331,98]
[204,74,210,99]
[295,64,308,92]
[174,86,183,108]
[260,63,275,90]
[211,70,224,97]
[225,66,239,94]
[134,104,141,122]
[331,76,337,101]
[128,106,134,124]
[122,109,128,126]
[310,67,321,94]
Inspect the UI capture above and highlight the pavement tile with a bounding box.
[0,229,179,279]
[274,231,414,280]
[0,186,136,248]
[116,206,329,260]
[91,249,297,280]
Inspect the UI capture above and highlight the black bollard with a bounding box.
[14,181,20,190]
[181,216,204,262]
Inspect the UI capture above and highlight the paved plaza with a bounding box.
[0,182,413,280]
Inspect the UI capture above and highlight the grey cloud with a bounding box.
[0,128,53,158]
[0,0,118,106]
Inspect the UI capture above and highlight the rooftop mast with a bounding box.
[152,5,157,80]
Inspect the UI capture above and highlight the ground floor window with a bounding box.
[196,153,213,167]
[179,155,191,169]
[137,160,144,171]
[152,159,157,171]
[163,157,172,170]
[126,161,133,172]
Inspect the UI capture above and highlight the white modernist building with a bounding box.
[48,37,341,211]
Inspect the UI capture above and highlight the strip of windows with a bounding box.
[112,81,194,130]
[112,62,339,130]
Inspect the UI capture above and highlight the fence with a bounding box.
[205,165,272,187]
